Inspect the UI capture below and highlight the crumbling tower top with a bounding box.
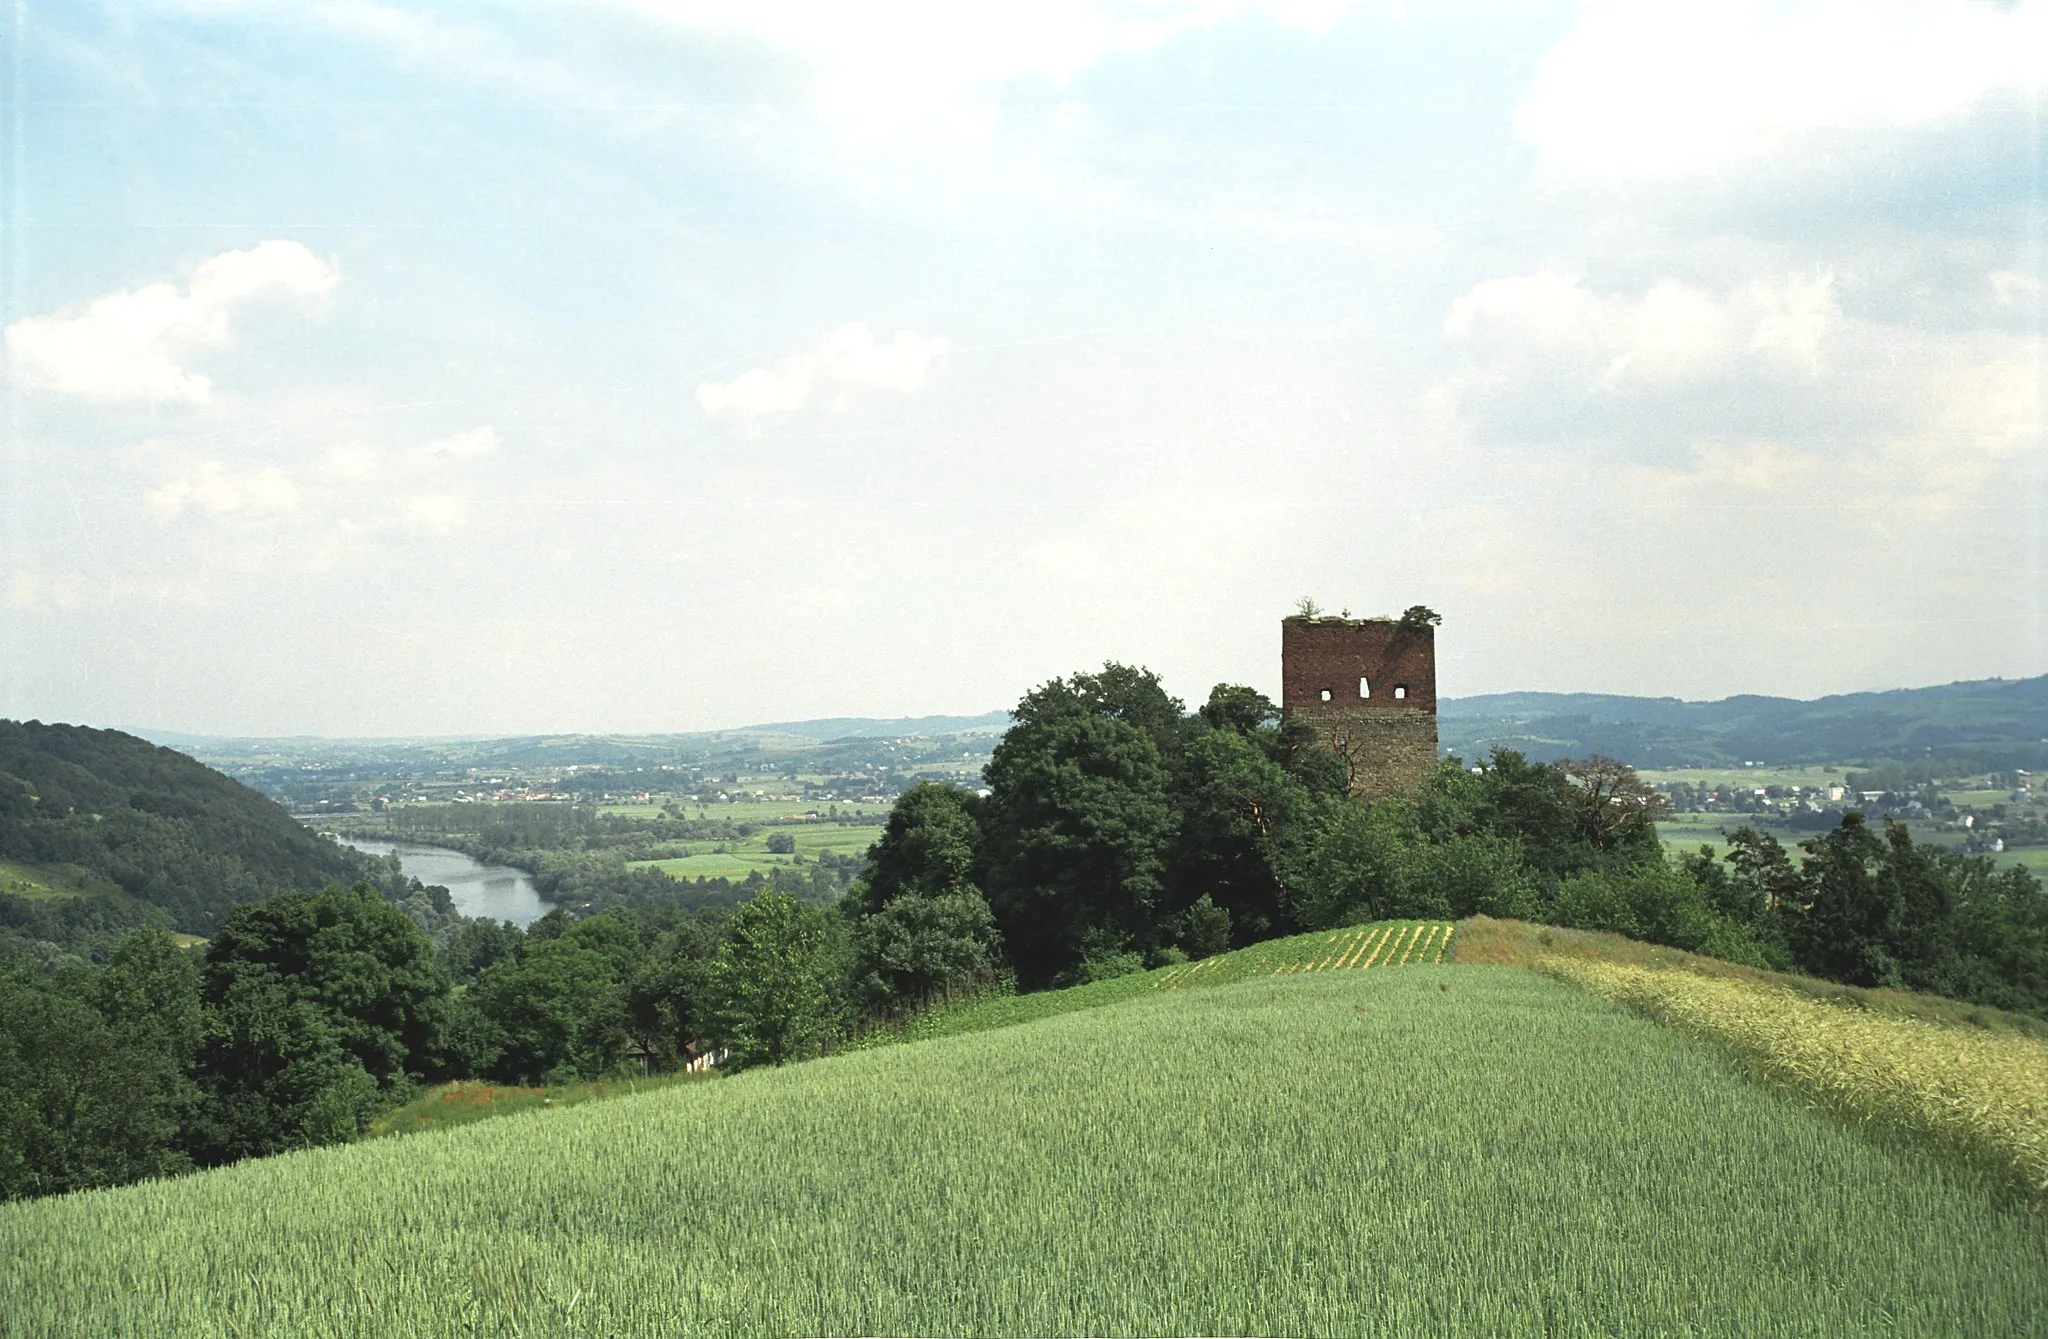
[1281,614,1439,799]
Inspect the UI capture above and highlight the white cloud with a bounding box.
[317,425,497,482]
[1437,265,2043,511]
[7,571,86,612]
[4,241,339,404]
[412,425,498,463]
[399,493,470,534]
[148,461,301,518]
[1444,269,1839,391]
[697,324,948,434]
[317,443,388,483]
[613,1,1351,145]
[1025,534,1102,579]
[1516,0,2048,183]
[1991,270,2043,308]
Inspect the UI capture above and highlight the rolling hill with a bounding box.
[4,939,2043,1337]
[0,721,367,957]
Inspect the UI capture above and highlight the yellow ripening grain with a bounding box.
[1539,955,2048,1197]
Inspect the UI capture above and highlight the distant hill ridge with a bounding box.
[1439,674,2048,768]
[130,673,2047,770]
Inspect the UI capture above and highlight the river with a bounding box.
[335,837,549,927]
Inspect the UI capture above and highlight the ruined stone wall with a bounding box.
[1280,616,1439,799]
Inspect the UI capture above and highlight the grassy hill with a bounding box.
[5,933,2045,1337]
[1440,674,2048,768]
[0,721,366,957]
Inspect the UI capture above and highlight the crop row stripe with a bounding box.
[1312,929,1367,972]
[1164,921,1449,986]
[1156,954,1225,989]
[1349,927,1391,970]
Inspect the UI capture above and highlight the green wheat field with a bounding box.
[4,961,2044,1337]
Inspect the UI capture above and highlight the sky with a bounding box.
[1,0,2043,736]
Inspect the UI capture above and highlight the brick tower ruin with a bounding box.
[1281,613,1438,799]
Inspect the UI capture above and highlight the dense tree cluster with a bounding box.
[0,884,851,1200]
[838,665,2047,1015]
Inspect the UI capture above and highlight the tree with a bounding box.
[443,917,523,982]
[1419,750,1648,880]
[1294,798,1417,930]
[1551,863,1763,962]
[1787,812,1897,986]
[201,884,450,1088]
[1166,726,1313,944]
[1556,756,1671,860]
[1009,663,1189,764]
[765,831,797,855]
[0,935,205,1200]
[466,935,635,1083]
[628,910,728,1066]
[851,783,982,916]
[853,889,1003,1011]
[194,974,380,1160]
[1398,605,1441,629]
[1173,893,1232,959]
[982,708,1175,986]
[845,783,1003,1012]
[705,891,844,1067]
[195,885,450,1156]
[1198,684,1279,737]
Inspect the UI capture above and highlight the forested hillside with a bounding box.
[0,722,366,958]
[1440,674,2048,770]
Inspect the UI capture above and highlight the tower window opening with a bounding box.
[1320,689,1332,702]
[1394,685,1407,700]
[1359,677,1371,698]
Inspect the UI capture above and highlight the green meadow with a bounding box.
[1638,764,1850,790]
[630,821,885,880]
[6,960,2046,1337]
[640,797,894,824]
[0,857,124,901]
[1995,846,2048,874]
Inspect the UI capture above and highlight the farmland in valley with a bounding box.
[626,820,885,881]
[6,952,2046,1337]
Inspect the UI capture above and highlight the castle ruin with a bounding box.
[1281,613,1438,799]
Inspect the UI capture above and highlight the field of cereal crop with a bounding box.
[5,963,2046,1338]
